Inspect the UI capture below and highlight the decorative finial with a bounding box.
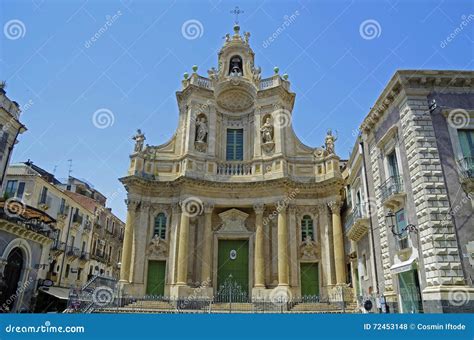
[230,6,244,25]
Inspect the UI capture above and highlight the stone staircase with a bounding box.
[94,300,360,314]
[290,302,359,313]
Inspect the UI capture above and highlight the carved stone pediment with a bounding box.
[299,236,319,260]
[147,235,168,258]
[217,208,250,233]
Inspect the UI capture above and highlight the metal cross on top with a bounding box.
[230,6,244,24]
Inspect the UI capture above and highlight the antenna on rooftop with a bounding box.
[67,159,73,178]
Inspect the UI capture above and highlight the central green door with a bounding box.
[217,240,249,295]
[300,263,319,297]
[146,260,166,296]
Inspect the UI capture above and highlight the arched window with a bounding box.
[154,213,167,239]
[301,215,314,241]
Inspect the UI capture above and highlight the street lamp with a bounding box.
[385,210,418,237]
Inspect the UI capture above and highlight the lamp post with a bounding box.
[385,210,418,237]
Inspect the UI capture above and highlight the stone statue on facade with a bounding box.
[196,117,208,142]
[195,117,208,153]
[252,66,262,83]
[208,67,218,81]
[260,117,274,144]
[325,129,337,155]
[132,129,145,152]
[244,31,250,44]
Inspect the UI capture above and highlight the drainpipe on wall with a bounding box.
[359,138,381,299]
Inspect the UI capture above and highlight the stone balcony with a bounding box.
[128,154,341,184]
[344,203,370,242]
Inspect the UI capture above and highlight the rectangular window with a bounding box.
[39,187,48,204]
[4,180,17,198]
[16,182,25,199]
[226,129,243,161]
[0,131,9,160]
[458,129,474,158]
[387,151,399,178]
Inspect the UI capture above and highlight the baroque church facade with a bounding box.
[119,24,348,300]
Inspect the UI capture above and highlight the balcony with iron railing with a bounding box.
[91,249,105,261]
[80,251,90,262]
[51,241,66,253]
[458,156,474,193]
[380,175,405,209]
[344,203,370,242]
[66,246,80,258]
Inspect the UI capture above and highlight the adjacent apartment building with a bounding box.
[343,70,474,313]
[3,162,124,312]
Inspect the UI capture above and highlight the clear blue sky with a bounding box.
[1,0,473,220]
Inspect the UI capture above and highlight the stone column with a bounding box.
[131,202,151,284]
[253,204,265,287]
[201,203,214,284]
[277,206,289,286]
[176,205,190,286]
[328,201,345,285]
[288,205,299,287]
[120,200,137,283]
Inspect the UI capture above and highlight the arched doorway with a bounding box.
[0,247,24,312]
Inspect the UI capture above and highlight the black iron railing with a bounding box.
[458,156,474,179]
[66,246,80,257]
[380,175,404,202]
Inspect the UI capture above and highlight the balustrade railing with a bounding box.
[259,77,275,90]
[217,162,253,176]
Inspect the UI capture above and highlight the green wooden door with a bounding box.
[300,263,319,297]
[217,240,249,295]
[398,269,423,313]
[146,260,166,296]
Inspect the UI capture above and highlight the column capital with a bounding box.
[172,203,182,213]
[204,203,215,214]
[288,204,297,214]
[316,204,327,214]
[125,199,140,211]
[253,203,265,215]
[328,200,342,214]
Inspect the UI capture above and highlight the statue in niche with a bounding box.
[132,129,145,152]
[325,129,337,155]
[260,117,274,144]
[196,117,208,142]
